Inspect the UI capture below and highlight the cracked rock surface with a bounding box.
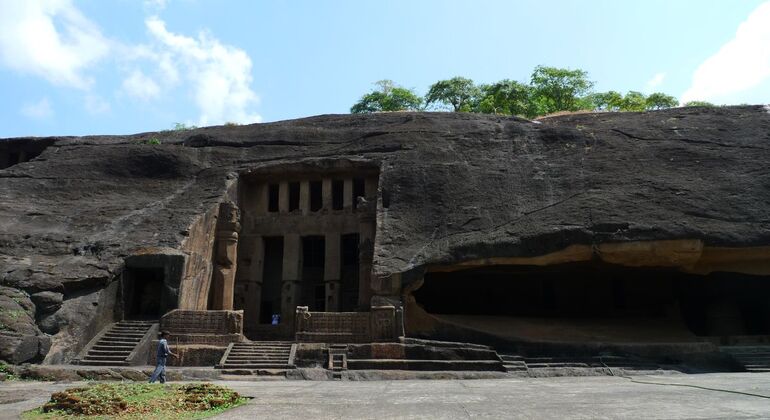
[1,107,769,363]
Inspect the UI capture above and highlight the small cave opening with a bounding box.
[413,262,770,340]
[124,267,166,320]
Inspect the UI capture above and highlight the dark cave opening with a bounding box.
[414,263,770,337]
[124,267,166,320]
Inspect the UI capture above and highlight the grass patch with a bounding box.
[23,383,246,419]
[0,362,17,381]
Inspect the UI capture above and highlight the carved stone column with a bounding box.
[358,212,376,309]
[244,236,264,332]
[281,234,302,324]
[212,201,241,310]
[324,232,341,312]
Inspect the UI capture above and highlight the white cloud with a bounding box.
[85,94,110,114]
[122,69,160,100]
[681,2,770,103]
[142,17,261,125]
[0,0,110,89]
[645,72,666,93]
[20,97,53,119]
[0,2,261,127]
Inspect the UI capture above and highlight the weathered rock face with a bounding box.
[1,106,769,363]
[0,286,50,363]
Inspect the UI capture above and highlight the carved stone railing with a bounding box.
[295,306,399,343]
[160,309,244,345]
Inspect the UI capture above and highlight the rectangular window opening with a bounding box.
[310,180,323,212]
[332,179,344,210]
[352,178,365,210]
[288,182,300,211]
[267,183,280,213]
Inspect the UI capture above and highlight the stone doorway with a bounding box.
[124,267,165,320]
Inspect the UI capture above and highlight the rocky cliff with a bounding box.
[1,106,769,363]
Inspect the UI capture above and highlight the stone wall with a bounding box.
[159,309,243,345]
[295,306,400,343]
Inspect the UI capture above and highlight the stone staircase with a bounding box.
[495,353,662,372]
[720,346,770,372]
[522,355,660,371]
[328,344,348,380]
[217,341,295,371]
[499,354,528,372]
[77,321,155,366]
[344,341,506,371]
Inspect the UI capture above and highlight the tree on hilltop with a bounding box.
[350,80,423,113]
[425,77,479,112]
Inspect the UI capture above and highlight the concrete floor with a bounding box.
[1,373,769,419]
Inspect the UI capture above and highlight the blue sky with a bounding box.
[0,0,768,137]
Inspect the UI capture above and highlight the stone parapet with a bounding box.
[160,309,244,345]
[295,306,399,343]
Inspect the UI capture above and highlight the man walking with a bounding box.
[149,331,178,384]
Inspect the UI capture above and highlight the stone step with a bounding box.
[109,328,151,333]
[720,346,770,352]
[500,355,524,361]
[732,356,770,362]
[92,344,135,350]
[222,363,291,369]
[97,338,141,344]
[346,359,505,372]
[228,352,290,356]
[103,334,145,340]
[87,350,132,356]
[228,352,291,357]
[527,362,592,369]
[83,354,129,360]
[233,346,292,350]
[78,360,129,366]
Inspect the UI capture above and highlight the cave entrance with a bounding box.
[301,235,326,311]
[124,267,166,320]
[414,262,770,342]
[259,236,284,324]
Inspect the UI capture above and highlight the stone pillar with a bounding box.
[257,183,269,215]
[358,217,376,308]
[17,149,27,164]
[244,236,264,332]
[281,234,302,324]
[365,177,378,201]
[278,181,289,213]
[343,179,353,210]
[322,178,333,211]
[299,181,310,215]
[212,201,241,310]
[324,233,341,312]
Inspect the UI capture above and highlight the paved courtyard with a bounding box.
[2,373,769,419]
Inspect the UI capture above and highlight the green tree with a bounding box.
[425,77,479,112]
[590,91,624,111]
[475,80,534,117]
[683,100,715,107]
[619,91,647,112]
[530,66,594,114]
[350,80,423,113]
[645,92,679,110]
